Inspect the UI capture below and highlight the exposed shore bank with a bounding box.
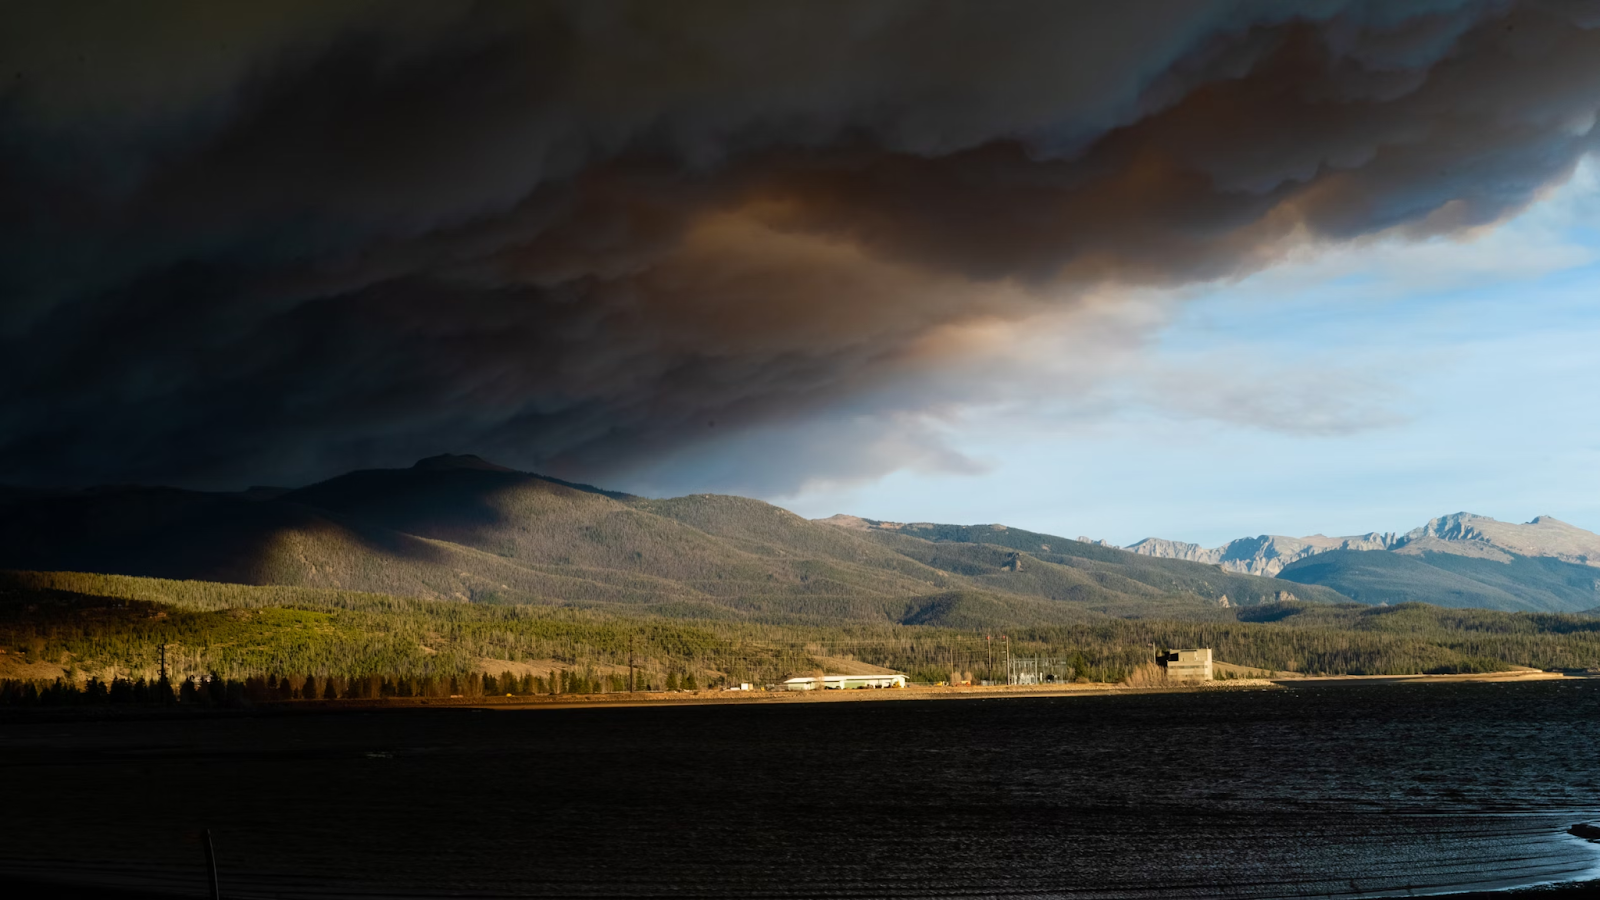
[1270,667,1580,686]
[471,665,1589,711]
[4,874,1594,900]
[3,667,1590,721]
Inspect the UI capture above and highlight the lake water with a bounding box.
[2,681,1598,899]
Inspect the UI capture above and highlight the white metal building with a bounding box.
[782,674,907,691]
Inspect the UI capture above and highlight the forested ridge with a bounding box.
[4,461,1598,704]
[3,570,1598,706]
[0,457,1350,625]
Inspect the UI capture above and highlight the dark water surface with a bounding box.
[2,682,1599,899]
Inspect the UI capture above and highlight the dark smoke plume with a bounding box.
[3,1,1599,492]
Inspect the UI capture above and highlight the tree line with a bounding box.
[3,571,1599,689]
[0,665,717,708]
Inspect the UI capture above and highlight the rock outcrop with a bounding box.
[1127,513,1600,576]
[1126,532,1399,577]
[1394,513,1600,567]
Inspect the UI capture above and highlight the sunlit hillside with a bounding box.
[4,570,1598,690]
[0,456,1348,624]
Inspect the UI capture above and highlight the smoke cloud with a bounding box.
[4,0,1599,491]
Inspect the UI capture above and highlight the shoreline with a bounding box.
[1,668,1589,721]
[459,667,1592,711]
[1391,882,1600,899]
[2,871,1593,899]
[1268,668,1581,686]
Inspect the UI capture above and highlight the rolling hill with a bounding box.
[816,517,1348,610]
[0,455,1348,627]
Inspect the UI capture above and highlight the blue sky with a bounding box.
[772,162,1600,547]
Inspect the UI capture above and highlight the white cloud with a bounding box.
[778,156,1600,543]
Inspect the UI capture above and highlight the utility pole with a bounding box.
[986,634,993,682]
[202,828,220,900]
[1004,635,1011,685]
[628,633,636,693]
[158,643,167,681]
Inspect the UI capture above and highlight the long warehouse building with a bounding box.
[782,674,907,691]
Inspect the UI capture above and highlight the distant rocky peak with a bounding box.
[1126,537,1203,556]
[1394,512,1600,568]
[1128,531,1401,577]
[1405,512,1492,543]
[1133,511,1600,576]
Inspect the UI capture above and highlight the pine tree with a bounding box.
[204,673,226,704]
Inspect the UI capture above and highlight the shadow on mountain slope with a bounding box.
[0,456,1359,625]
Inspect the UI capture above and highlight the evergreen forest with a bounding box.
[3,568,1598,708]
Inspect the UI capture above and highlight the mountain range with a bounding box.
[1121,513,1600,613]
[0,455,1345,629]
[3,457,1595,619]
